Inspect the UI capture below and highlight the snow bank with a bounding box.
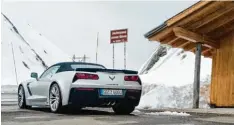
[145,111,190,116]
[137,83,210,109]
[138,46,212,109]
[140,48,212,87]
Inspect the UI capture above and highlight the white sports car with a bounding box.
[18,62,142,114]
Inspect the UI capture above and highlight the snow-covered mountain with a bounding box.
[1,13,70,86]
[137,45,212,109]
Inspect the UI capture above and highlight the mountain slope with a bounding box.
[1,13,70,86]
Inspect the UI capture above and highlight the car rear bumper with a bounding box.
[68,88,141,107]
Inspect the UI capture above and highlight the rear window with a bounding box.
[56,63,106,73]
[70,64,105,70]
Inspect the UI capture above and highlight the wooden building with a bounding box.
[144,1,234,108]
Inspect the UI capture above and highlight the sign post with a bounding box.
[96,32,99,64]
[110,29,128,69]
[124,41,126,69]
[113,44,115,69]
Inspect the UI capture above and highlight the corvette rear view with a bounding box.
[18,62,142,114]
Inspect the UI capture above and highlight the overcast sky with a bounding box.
[2,1,197,70]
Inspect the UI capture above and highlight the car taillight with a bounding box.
[124,75,139,81]
[73,73,99,82]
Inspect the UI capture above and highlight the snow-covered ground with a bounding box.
[145,111,190,116]
[1,13,70,86]
[138,46,212,109]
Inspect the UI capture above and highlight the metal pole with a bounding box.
[124,42,126,69]
[96,32,99,64]
[83,54,86,62]
[72,54,75,62]
[113,44,115,69]
[193,43,202,108]
[11,42,19,85]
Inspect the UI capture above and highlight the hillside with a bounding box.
[1,13,70,86]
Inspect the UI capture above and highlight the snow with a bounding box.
[138,46,212,109]
[139,48,212,87]
[145,111,190,116]
[1,13,70,86]
[137,84,210,109]
[133,109,141,113]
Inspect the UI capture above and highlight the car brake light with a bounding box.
[124,75,139,81]
[73,73,99,82]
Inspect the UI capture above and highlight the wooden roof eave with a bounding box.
[173,27,219,49]
[146,1,232,42]
[166,1,213,26]
[145,1,234,58]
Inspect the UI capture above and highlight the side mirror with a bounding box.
[31,72,38,80]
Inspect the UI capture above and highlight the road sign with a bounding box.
[110,29,128,69]
[110,29,128,44]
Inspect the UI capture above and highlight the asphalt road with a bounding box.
[1,93,233,125]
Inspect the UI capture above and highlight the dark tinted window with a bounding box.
[57,63,105,73]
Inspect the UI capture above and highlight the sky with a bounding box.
[2,0,197,70]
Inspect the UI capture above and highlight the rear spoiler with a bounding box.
[76,68,138,74]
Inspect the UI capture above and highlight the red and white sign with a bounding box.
[110,29,128,44]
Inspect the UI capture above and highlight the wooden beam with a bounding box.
[184,42,196,51]
[187,2,234,29]
[167,37,180,45]
[193,43,202,109]
[203,51,213,58]
[170,39,188,48]
[202,48,212,55]
[198,9,234,34]
[177,41,190,48]
[208,20,234,39]
[149,32,174,42]
[173,27,219,49]
[160,35,178,44]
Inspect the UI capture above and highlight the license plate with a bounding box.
[100,89,123,96]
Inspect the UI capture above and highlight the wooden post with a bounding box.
[193,43,202,108]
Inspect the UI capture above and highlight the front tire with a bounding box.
[18,85,27,109]
[49,83,62,113]
[112,103,135,115]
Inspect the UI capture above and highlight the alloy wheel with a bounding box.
[49,84,60,112]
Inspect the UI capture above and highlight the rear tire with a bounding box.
[112,103,135,115]
[49,83,63,113]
